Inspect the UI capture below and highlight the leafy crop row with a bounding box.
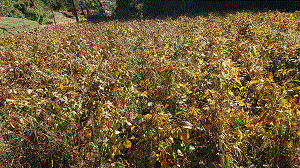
[0,11,300,167]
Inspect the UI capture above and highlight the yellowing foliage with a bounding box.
[0,11,300,167]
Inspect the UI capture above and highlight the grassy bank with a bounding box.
[0,11,300,167]
[0,17,40,37]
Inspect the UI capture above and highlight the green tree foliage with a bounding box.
[0,0,53,24]
[143,0,185,18]
[43,0,66,11]
[142,0,300,19]
[51,0,64,10]
[114,0,139,19]
[79,0,107,21]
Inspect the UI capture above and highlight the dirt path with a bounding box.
[41,12,83,28]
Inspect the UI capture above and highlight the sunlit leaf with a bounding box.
[59,83,64,90]
[286,140,293,148]
[180,129,190,143]
[123,139,132,148]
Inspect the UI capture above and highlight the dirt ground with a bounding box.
[40,12,81,28]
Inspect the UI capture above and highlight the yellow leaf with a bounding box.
[239,99,245,107]
[282,69,287,76]
[282,98,290,108]
[85,152,92,159]
[226,155,233,163]
[256,86,262,92]
[293,86,300,91]
[123,139,132,148]
[112,145,121,156]
[130,126,135,133]
[59,83,64,90]
[144,114,152,120]
[115,71,120,77]
[168,137,174,144]
[286,140,293,148]
[249,80,259,86]
[268,73,273,81]
[178,83,185,87]
[273,127,279,136]
[180,129,190,143]
[235,96,241,101]
[141,91,147,98]
[237,130,243,141]
[236,79,242,86]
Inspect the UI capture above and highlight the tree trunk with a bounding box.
[71,0,79,22]
[50,0,57,25]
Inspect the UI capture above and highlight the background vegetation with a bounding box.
[0,0,55,24]
[1,0,299,23]
[0,10,300,167]
[0,0,111,24]
[141,0,300,18]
